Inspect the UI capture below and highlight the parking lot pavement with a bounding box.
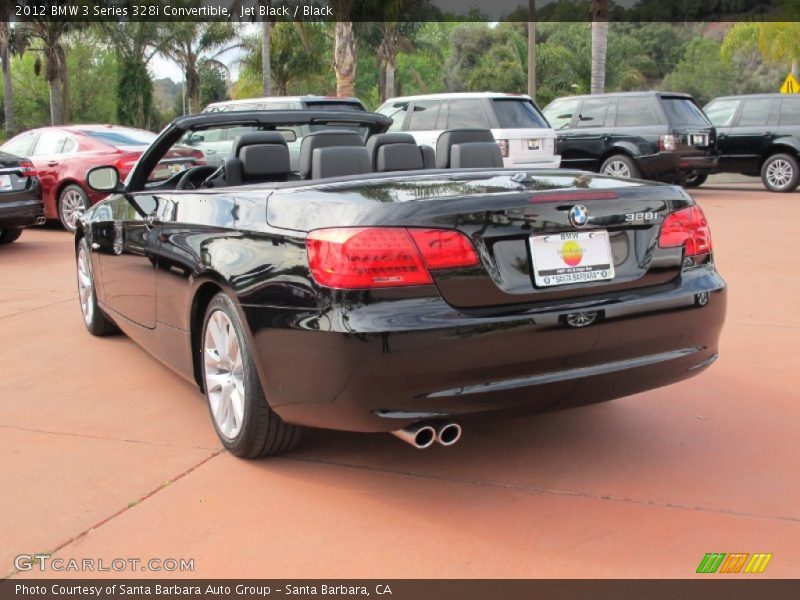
[2,184,799,579]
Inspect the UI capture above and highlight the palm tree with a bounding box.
[0,6,14,134]
[332,1,356,98]
[590,0,609,94]
[528,0,536,98]
[23,21,72,125]
[721,22,800,78]
[160,23,241,114]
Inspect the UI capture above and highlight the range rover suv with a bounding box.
[376,92,560,169]
[702,93,800,192]
[542,92,718,183]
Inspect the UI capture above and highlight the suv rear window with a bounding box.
[491,99,549,129]
[779,98,800,125]
[660,97,710,126]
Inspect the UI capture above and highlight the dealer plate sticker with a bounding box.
[529,230,615,287]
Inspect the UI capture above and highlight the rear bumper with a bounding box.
[506,155,562,169]
[243,264,726,432]
[639,153,718,177]
[0,195,45,228]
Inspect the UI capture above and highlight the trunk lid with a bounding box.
[265,171,692,308]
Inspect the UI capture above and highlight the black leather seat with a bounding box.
[224,132,291,185]
[298,130,371,179]
[365,133,435,172]
[435,129,504,169]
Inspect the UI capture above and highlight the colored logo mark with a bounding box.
[568,204,589,227]
[696,553,772,574]
[560,240,584,266]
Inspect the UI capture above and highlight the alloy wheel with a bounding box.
[203,310,246,440]
[61,189,87,231]
[766,159,793,190]
[603,160,631,178]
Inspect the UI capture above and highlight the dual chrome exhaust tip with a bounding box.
[391,421,462,449]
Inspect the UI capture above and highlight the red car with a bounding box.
[1,125,204,231]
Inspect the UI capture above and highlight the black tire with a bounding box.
[600,154,641,180]
[201,293,303,458]
[683,173,708,188]
[76,238,118,336]
[0,227,23,244]
[58,184,89,232]
[761,153,800,192]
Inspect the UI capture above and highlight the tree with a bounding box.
[22,21,73,125]
[590,0,609,94]
[262,20,271,96]
[0,8,14,134]
[97,23,166,129]
[160,23,241,114]
[332,1,357,98]
[528,0,536,97]
[663,37,735,105]
[233,23,328,99]
[721,22,800,78]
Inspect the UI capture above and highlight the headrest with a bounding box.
[376,144,424,172]
[299,130,364,178]
[435,129,497,168]
[366,133,421,171]
[231,131,287,157]
[239,144,291,177]
[450,142,504,169]
[311,146,371,179]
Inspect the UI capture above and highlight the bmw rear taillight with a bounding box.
[659,134,678,152]
[307,227,479,289]
[19,159,36,177]
[659,205,712,256]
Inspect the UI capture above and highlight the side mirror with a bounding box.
[87,166,121,192]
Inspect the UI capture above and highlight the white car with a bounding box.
[376,92,561,169]
[202,95,366,113]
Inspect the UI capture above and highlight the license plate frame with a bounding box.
[529,230,615,288]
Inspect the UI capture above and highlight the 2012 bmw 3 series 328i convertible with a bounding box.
[76,110,726,457]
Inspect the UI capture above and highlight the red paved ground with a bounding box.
[1,184,798,579]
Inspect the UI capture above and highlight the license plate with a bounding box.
[167,163,186,175]
[529,230,615,287]
[691,134,708,146]
[0,175,11,191]
[527,139,541,150]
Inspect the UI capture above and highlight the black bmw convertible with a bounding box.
[76,110,726,457]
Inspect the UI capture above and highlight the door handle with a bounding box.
[47,161,58,167]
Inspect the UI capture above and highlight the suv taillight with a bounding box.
[659,205,712,256]
[307,227,479,289]
[497,139,509,157]
[659,134,678,152]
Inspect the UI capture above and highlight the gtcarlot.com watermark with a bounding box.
[14,554,195,573]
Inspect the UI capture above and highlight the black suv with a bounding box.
[542,92,718,183]
[702,93,800,192]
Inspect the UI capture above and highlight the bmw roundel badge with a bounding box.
[569,205,589,228]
